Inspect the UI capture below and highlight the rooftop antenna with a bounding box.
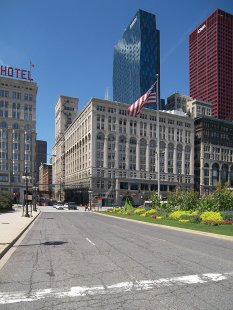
[104,87,110,100]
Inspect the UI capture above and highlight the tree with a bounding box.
[0,191,14,211]
[212,183,233,211]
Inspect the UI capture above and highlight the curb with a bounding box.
[0,211,41,260]
[94,212,233,242]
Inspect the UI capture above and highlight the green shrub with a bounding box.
[165,190,199,212]
[200,211,223,225]
[121,198,134,214]
[212,183,233,211]
[178,190,199,211]
[149,193,161,209]
[198,194,216,212]
[0,191,14,211]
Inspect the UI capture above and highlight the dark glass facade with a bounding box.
[113,10,160,108]
[35,140,47,183]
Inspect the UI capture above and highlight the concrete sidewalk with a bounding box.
[0,206,40,259]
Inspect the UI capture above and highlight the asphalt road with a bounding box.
[0,208,233,309]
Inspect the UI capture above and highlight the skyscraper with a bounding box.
[189,9,233,121]
[35,140,47,183]
[113,9,160,107]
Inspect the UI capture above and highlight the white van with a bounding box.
[144,201,152,208]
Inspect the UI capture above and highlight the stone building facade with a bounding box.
[53,98,195,206]
[0,76,37,203]
[194,116,233,195]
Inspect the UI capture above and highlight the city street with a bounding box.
[0,207,233,309]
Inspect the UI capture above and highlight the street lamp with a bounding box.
[88,189,93,211]
[22,169,31,217]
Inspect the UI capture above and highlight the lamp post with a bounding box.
[22,169,31,217]
[88,189,93,211]
[155,74,160,200]
[59,177,62,201]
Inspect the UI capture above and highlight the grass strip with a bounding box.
[101,212,233,237]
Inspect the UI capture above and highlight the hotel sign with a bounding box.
[0,65,33,81]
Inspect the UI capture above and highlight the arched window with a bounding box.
[204,163,209,186]
[159,142,166,173]
[129,137,137,170]
[118,136,126,170]
[139,139,147,171]
[230,165,233,187]
[185,145,191,175]
[177,144,183,174]
[168,143,174,173]
[96,133,105,167]
[221,164,228,186]
[107,134,115,168]
[149,140,156,172]
[212,163,219,187]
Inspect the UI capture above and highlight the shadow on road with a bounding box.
[14,241,68,247]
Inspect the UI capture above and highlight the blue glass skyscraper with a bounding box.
[113,10,160,107]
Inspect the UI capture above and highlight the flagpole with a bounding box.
[156,74,160,200]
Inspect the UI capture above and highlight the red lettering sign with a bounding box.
[7,67,13,77]
[0,65,33,81]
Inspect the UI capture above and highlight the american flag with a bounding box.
[127,82,157,117]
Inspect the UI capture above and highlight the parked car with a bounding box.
[56,202,64,210]
[63,202,68,209]
[49,199,57,206]
[68,202,77,210]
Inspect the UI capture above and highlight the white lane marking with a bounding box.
[86,238,95,246]
[0,271,232,305]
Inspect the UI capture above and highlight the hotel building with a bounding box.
[0,75,37,202]
[52,98,194,206]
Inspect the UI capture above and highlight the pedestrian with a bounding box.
[85,204,88,211]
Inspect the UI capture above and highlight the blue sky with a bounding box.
[1,0,232,159]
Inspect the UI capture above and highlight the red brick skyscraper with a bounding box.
[189,9,233,121]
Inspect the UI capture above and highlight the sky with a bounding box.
[1,0,232,160]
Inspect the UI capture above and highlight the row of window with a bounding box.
[0,90,33,101]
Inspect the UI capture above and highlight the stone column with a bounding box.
[164,145,168,174]
[115,135,119,169]
[173,146,177,175]
[103,136,108,168]
[136,141,140,171]
[126,138,130,170]
[146,142,149,172]
[182,147,185,176]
